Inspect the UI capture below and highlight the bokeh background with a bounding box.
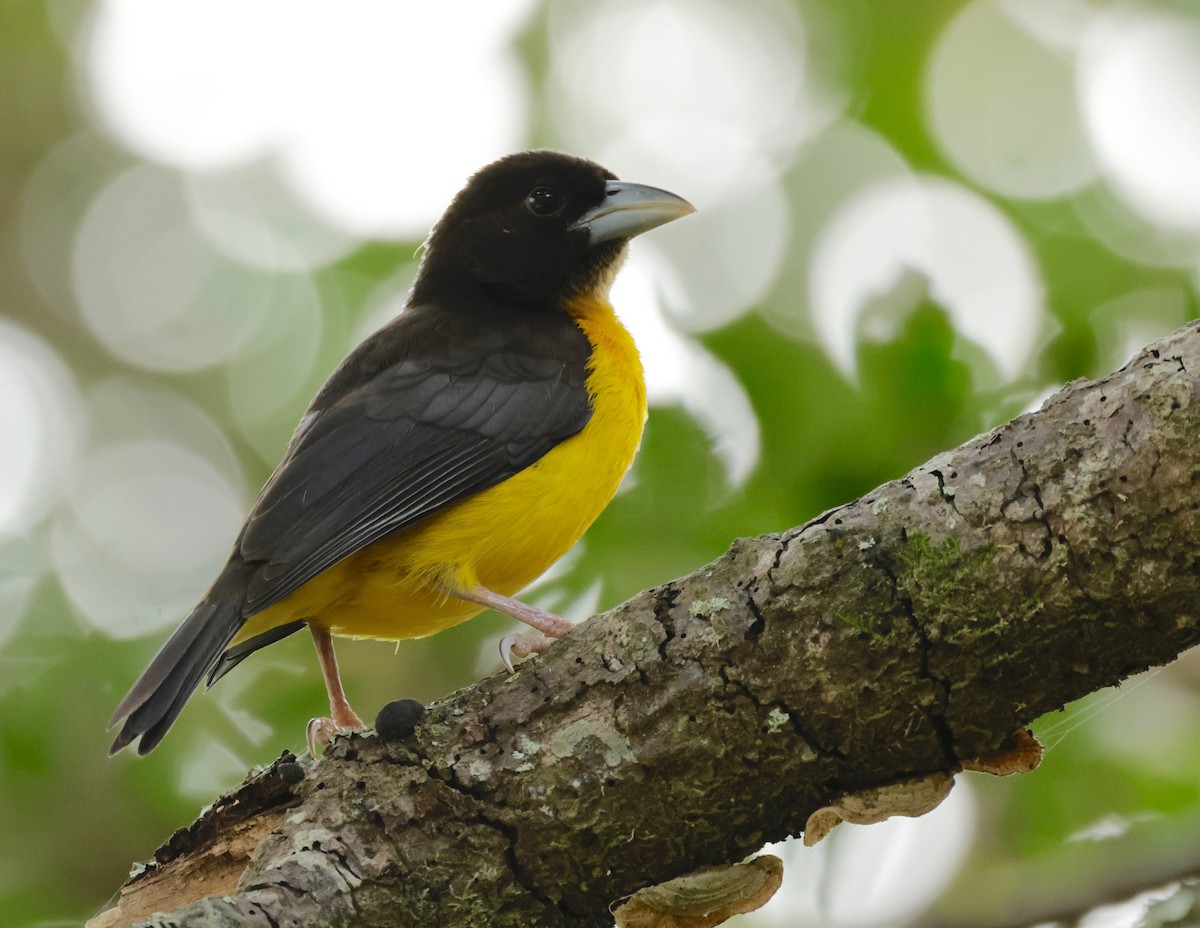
[4,0,1200,925]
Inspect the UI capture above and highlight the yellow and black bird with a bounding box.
[109,151,693,755]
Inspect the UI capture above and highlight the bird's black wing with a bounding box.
[236,307,593,617]
[110,303,591,755]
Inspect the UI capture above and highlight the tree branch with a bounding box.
[90,321,1200,928]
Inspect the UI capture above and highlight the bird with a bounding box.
[108,150,694,756]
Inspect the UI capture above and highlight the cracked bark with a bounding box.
[90,322,1200,928]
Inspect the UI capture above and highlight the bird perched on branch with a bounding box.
[109,150,694,756]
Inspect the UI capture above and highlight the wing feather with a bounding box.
[236,323,591,617]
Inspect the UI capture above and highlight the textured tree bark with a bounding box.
[90,321,1200,928]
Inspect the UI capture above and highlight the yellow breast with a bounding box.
[237,295,646,643]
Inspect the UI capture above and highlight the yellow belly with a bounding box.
[235,294,646,643]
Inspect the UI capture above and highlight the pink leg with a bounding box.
[306,626,364,755]
[451,586,574,672]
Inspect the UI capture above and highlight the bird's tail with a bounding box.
[108,568,248,756]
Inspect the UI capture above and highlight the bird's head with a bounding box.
[413,150,693,310]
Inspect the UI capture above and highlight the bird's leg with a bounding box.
[454,585,575,636]
[306,625,364,756]
[452,585,574,673]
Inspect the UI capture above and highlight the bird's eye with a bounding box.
[526,186,564,217]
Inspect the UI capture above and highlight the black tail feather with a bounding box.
[109,581,248,756]
[129,654,217,755]
[207,620,305,688]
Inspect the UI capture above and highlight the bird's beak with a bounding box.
[571,181,695,245]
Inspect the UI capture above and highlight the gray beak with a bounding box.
[571,181,695,245]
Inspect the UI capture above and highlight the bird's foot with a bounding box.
[499,631,557,674]
[305,704,364,757]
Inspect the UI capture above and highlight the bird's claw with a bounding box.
[306,716,342,758]
[499,631,554,674]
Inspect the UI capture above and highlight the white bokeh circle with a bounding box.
[52,379,246,638]
[54,439,245,638]
[225,271,327,464]
[0,320,86,533]
[764,121,913,340]
[184,161,358,272]
[651,179,792,334]
[810,175,1043,383]
[995,0,1100,51]
[83,0,537,237]
[927,0,1096,200]
[1080,9,1200,233]
[72,165,277,372]
[1073,184,1200,270]
[547,0,831,205]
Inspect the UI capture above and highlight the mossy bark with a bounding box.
[91,322,1200,928]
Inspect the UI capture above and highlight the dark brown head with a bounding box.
[412,150,693,310]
